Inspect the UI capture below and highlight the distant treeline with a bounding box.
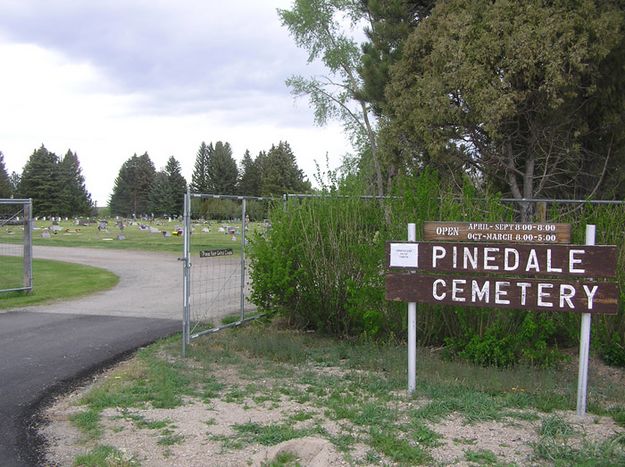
[0,139,312,218]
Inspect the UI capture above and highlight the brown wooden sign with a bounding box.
[424,221,571,244]
[386,242,617,278]
[386,273,619,314]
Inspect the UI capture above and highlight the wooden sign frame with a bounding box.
[386,221,620,417]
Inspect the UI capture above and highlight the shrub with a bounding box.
[249,170,625,368]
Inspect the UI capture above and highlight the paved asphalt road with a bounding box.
[0,246,183,466]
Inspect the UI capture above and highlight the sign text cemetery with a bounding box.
[386,229,618,315]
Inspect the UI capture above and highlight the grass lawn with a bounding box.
[0,257,119,310]
[0,219,265,255]
[58,322,625,466]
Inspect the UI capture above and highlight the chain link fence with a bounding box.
[181,192,276,355]
[0,199,33,294]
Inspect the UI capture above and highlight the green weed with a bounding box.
[157,429,184,446]
[70,408,102,441]
[464,448,499,465]
[288,411,314,423]
[369,428,431,464]
[262,450,301,466]
[532,433,625,465]
[73,444,139,466]
[539,415,575,438]
[232,422,315,446]
[117,410,170,430]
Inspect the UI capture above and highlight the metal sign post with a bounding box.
[407,223,416,395]
[577,225,595,416]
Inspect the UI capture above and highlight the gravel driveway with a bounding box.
[24,246,183,319]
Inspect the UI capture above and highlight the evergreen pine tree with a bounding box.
[257,142,311,195]
[191,142,211,193]
[207,141,238,194]
[58,150,94,216]
[109,152,156,216]
[0,152,12,198]
[164,156,187,215]
[237,150,261,196]
[18,145,62,216]
[148,171,173,216]
[147,156,187,217]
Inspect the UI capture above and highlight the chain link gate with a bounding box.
[0,198,33,294]
[181,192,275,355]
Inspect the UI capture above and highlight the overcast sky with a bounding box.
[0,1,352,205]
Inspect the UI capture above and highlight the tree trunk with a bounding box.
[505,141,533,223]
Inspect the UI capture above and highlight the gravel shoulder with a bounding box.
[40,342,625,466]
[41,357,625,467]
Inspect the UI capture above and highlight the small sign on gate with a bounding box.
[199,248,233,258]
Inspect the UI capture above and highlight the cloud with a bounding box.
[0,1,318,121]
[0,1,354,205]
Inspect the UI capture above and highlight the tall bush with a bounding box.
[249,171,625,367]
[554,203,625,366]
[249,195,392,336]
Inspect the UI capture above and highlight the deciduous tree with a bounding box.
[279,0,385,198]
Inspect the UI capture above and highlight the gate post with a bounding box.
[23,199,33,291]
[240,198,247,321]
[182,190,192,356]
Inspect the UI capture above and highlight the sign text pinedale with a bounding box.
[386,242,617,278]
[385,238,618,315]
